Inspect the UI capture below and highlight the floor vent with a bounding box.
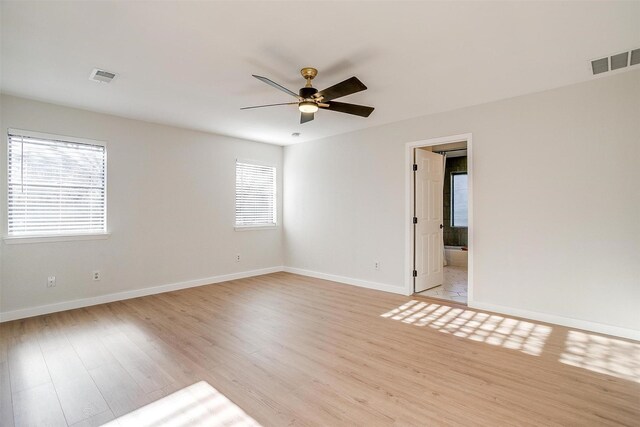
[90,68,117,83]
[591,48,639,76]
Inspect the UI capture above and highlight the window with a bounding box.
[451,172,468,227]
[7,130,106,237]
[235,161,276,228]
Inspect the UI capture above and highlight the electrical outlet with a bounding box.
[235,254,241,263]
[374,261,380,271]
[93,270,101,281]
[47,276,56,288]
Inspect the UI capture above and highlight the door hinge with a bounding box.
[412,270,417,277]
[412,164,417,172]
[413,217,418,224]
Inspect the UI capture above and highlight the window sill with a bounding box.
[3,232,111,245]
[234,225,277,231]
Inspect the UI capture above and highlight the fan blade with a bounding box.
[300,112,314,124]
[321,101,374,117]
[314,76,367,102]
[241,102,297,110]
[252,75,300,98]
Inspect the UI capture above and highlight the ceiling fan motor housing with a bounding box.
[299,86,318,99]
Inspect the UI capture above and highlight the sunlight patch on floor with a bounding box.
[560,331,640,384]
[381,300,551,356]
[103,381,262,426]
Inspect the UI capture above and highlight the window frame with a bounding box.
[4,128,109,243]
[234,158,277,231]
[450,171,468,228]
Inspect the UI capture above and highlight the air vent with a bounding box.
[631,48,640,66]
[591,58,608,75]
[610,52,629,71]
[90,68,117,83]
[591,48,640,76]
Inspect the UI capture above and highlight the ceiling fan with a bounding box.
[241,67,374,124]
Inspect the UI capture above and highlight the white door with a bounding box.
[414,149,444,292]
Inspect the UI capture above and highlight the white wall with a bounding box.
[2,71,639,338]
[284,70,640,336]
[0,94,4,318]
[0,95,283,316]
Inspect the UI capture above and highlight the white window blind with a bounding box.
[7,131,107,237]
[235,161,276,227]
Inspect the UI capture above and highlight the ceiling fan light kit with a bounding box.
[241,67,374,124]
[298,101,318,113]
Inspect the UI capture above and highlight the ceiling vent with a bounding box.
[591,48,639,76]
[89,68,117,83]
[610,52,629,71]
[631,48,640,66]
[591,57,608,75]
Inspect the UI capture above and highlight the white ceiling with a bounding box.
[1,1,639,145]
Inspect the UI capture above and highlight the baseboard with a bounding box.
[0,266,285,322]
[283,266,405,295]
[4,266,636,341]
[470,300,640,341]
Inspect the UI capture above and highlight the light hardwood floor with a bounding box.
[0,272,638,426]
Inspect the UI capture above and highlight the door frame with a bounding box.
[404,133,474,301]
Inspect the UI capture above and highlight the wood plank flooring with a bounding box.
[0,272,638,426]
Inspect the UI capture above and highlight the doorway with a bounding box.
[404,134,473,304]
